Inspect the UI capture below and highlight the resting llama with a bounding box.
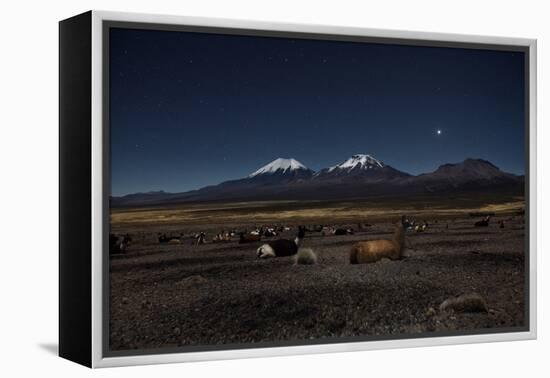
[349,216,407,264]
[475,215,491,227]
[257,226,306,258]
[239,232,261,244]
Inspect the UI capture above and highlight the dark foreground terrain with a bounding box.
[109,199,526,352]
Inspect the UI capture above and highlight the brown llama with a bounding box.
[239,232,261,244]
[349,216,406,264]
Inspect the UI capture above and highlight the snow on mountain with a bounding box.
[313,153,409,181]
[111,155,523,206]
[327,154,384,172]
[249,158,310,177]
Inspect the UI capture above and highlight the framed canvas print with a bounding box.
[59,10,537,368]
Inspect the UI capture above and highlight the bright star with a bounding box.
[437,129,442,135]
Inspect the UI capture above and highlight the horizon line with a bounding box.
[111,155,525,197]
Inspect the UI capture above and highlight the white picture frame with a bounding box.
[59,10,537,368]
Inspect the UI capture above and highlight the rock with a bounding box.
[439,293,488,313]
[173,327,181,336]
[178,275,208,286]
[426,307,436,317]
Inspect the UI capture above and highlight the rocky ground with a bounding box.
[109,213,526,353]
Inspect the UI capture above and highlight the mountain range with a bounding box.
[111,154,524,207]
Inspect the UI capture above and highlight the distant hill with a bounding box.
[111,155,524,207]
[406,158,523,192]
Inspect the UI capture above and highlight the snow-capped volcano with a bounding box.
[327,154,384,172]
[111,154,523,206]
[249,158,311,177]
[314,153,409,181]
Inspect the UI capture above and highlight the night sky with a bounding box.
[110,28,525,196]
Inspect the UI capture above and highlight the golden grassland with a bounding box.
[110,195,525,226]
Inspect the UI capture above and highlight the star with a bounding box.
[436,129,442,135]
